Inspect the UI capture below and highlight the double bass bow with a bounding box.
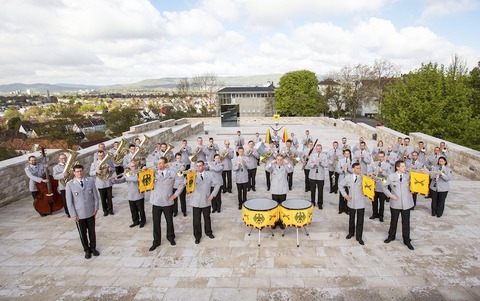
[33,148,63,216]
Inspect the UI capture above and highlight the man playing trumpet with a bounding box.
[327,141,341,194]
[367,151,391,222]
[220,140,234,193]
[90,150,115,216]
[306,144,329,209]
[245,140,259,191]
[232,147,249,209]
[281,139,298,191]
[170,153,187,217]
[208,154,224,213]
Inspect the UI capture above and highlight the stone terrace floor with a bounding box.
[1,121,480,300]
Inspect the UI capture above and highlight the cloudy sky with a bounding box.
[1,0,479,85]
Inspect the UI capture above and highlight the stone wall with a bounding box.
[321,117,377,141]
[0,119,204,208]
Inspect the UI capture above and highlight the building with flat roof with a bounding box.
[217,83,276,117]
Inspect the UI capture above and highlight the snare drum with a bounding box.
[280,199,313,228]
[242,198,279,229]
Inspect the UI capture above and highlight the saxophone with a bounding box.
[60,149,79,186]
[97,152,113,180]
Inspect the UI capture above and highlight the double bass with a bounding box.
[33,148,63,215]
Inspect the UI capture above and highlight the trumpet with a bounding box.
[177,169,191,176]
[442,147,448,152]
[369,173,387,183]
[208,143,215,150]
[421,146,426,152]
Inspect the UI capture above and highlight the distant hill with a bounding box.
[0,74,293,94]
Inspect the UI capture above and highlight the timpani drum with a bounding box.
[242,198,279,229]
[280,199,313,247]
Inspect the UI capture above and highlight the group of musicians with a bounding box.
[25,131,451,258]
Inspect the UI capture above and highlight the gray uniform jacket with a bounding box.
[115,173,144,201]
[220,147,234,171]
[339,173,367,209]
[301,147,313,167]
[381,172,414,210]
[123,153,135,169]
[89,159,115,189]
[208,162,224,186]
[170,161,186,189]
[206,143,220,162]
[266,162,294,195]
[301,135,313,149]
[367,161,391,192]
[353,149,372,174]
[66,177,99,219]
[53,163,66,191]
[426,154,442,170]
[152,149,174,166]
[193,145,209,163]
[307,152,329,180]
[406,159,425,172]
[429,166,451,192]
[234,136,245,151]
[327,148,342,172]
[189,171,220,208]
[245,148,259,169]
[25,163,46,192]
[150,168,185,207]
[179,146,192,165]
[336,158,353,181]
[232,156,249,184]
[372,146,386,158]
[291,137,299,149]
[341,143,351,152]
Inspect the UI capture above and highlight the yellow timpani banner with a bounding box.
[280,206,313,228]
[282,128,288,143]
[185,170,196,195]
[410,171,430,195]
[242,206,279,229]
[138,169,155,193]
[362,175,375,201]
[265,129,271,144]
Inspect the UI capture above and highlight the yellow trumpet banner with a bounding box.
[185,171,196,195]
[362,175,375,201]
[138,169,155,193]
[242,206,279,229]
[410,171,430,195]
[280,205,313,228]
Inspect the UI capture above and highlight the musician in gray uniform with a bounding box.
[306,144,329,209]
[367,151,391,221]
[439,141,449,158]
[339,163,366,245]
[327,141,341,194]
[429,156,451,218]
[206,137,220,162]
[281,139,297,190]
[90,150,115,216]
[149,157,184,251]
[208,154,224,213]
[245,140,259,191]
[192,137,209,165]
[25,155,49,201]
[171,153,187,217]
[407,151,425,208]
[66,164,100,259]
[266,155,294,229]
[372,140,386,158]
[426,147,443,170]
[352,137,369,154]
[263,141,277,191]
[340,137,351,152]
[385,144,398,169]
[189,160,221,244]
[233,131,245,155]
[220,140,234,193]
[414,141,428,164]
[123,144,137,170]
[301,140,314,192]
[254,133,262,166]
[179,139,192,170]
[353,142,372,175]
[290,132,299,150]
[336,149,353,214]
[53,153,70,218]
[381,160,415,250]
[301,130,313,151]
[110,141,124,175]
[232,147,249,209]
[153,143,174,165]
[115,161,146,228]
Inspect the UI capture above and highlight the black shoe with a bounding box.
[149,244,160,251]
[84,251,92,259]
[222,190,226,194]
[91,249,100,256]
[212,209,216,213]
[247,188,251,191]
[238,206,242,210]
[329,190,333,194]
[267,188,270,191]
[318,205,323,210]
[173,213,178,217]
[369,216,376,220]
[183,212,187,217]
[217,209,221,213]
[252,188,256,191]
[384,238,393,243]
[103,212,108,217]
[109,211,114,215]
[169,240,176,246]
[208,234,215,239]
[130,222,139,228]
[139,223,145,228]
[305,189,308,192]
[379,218,384,222]
[358,240,365,245]
[228,190,232,193]
[289,188,292,191]
[195,239,200,244]
[405,243,414,250]
[334,191,338,194]
[338,211,343,214]
[431,213,436,216]
[346,234,353,239]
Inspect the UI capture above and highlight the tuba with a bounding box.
[113,138,128,165]
[260,149,273,163]
[97,152,113,180]
[60,149,79,186]
[189,146,202,162]
[164,143,175,162]
[132,134,150,162]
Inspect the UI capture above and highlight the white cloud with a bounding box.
[419,0,479,22]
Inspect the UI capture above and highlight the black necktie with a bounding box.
[400,175,403,182]
[80,180,84,187]
[354,176,357,183]
[201,174,203,180]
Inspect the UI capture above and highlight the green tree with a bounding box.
[105,107,143,136]
[275,70,325,116]
[7,116,22,130]
[383,62,480,150]
[0,147,19,160]
[3,107,21,120]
